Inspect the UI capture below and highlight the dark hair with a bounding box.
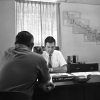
[45,36,56,46]
[15,31,34,48]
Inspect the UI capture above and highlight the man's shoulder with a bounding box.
[29,52,43,58]
[53,50,61,54]
[5,47,15,53]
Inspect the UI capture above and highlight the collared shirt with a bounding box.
[0,44,50,98]
[42,50,67,68]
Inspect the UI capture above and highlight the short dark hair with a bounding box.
[45,36,56,46]
[15,31,34,47]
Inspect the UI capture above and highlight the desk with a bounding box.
[33,74,100,100]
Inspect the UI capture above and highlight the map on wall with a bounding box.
[63,10,100,44]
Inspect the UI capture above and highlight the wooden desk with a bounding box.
[33,75,100,100]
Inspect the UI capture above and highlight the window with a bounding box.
[15,0,59,46]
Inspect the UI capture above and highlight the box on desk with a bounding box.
[67,63,98,73]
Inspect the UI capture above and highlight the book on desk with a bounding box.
[50,73,74,82]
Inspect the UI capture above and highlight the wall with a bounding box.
[66,0,100,5]
[0,0,100,65]
[60,2,100,64]
[0,0,15,59]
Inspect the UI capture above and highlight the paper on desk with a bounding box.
[71,71,100,76]
[50,73,73,77]
[85,71,100,75]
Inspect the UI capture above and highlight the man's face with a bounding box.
[45,42,55,54]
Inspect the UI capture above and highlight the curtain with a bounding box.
[15,0,58,46]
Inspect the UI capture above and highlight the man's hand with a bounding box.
[49,65,67,73]
[42,81,55,92]
[49,68,53,72]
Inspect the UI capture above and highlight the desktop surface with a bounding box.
[33,71,100,100]
[50,71,100,86]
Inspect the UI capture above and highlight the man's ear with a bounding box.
[29,42,34,50]
[32,43,34,47]
[31,43,34,49]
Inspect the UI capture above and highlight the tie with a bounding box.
[48,54,52,68]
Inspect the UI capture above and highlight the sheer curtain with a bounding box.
[15,0,58,46]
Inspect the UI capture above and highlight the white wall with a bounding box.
[60,3,100,64]
[0,0,15,59]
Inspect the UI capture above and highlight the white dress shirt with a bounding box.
[42,50,67,68]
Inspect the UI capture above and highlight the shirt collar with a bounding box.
[45,50,55,56]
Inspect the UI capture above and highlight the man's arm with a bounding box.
[37,56,54,91]
[49,51,67,73]
[49,64,67,73]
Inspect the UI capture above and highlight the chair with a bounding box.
[34,46,43,54]
[0,91,31,100]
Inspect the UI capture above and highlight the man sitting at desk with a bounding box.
[42,36,67,73]
[0,31,54,100]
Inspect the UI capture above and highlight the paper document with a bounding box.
[71,71,100,76]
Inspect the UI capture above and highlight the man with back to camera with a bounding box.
[42,36,67,73]
[0,31,54,100]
